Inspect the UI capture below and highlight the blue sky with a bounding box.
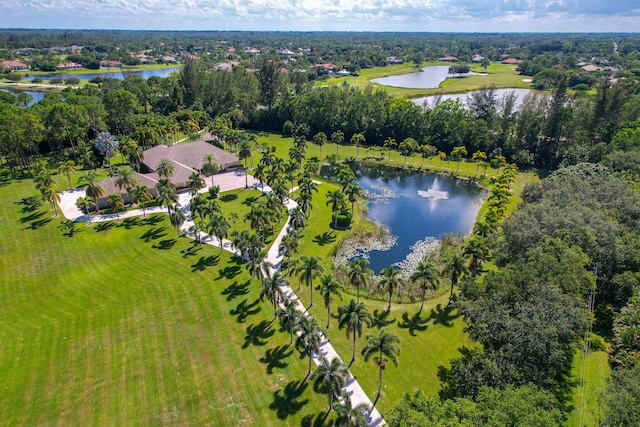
[1,0,639,32]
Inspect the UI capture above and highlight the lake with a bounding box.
[371,66,452,89]
[412,88,547,109]
[321,163,485,274]
[28,67,182,82]
[1,89,45,106]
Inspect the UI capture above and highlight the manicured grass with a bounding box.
[0,176,334,425]
[566,347,610,427]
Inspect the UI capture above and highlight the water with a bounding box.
[322,163,485,273]
[371,66,452,89]
[412,88,547,109]
[1,89,45,106]
[28,67,182,82]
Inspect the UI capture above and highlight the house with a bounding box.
[214,61,239,72]
[161,56,177,64]
[438,56,457,62]
[386,56,404,64]
[582,64,604,72]
[314,63,336,70]
[277,49,295,56]
[471,55,484,62]
[57,62,82,70]
[95,173,159,209]
[187,55,200,60]
[337,69,351,77]
[244,48,260,54]
[500,58,523,65]
[100,60,122,68]
[1,60,29,71]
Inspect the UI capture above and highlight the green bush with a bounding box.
[333,210,352,228]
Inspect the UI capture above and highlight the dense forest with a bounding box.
[2,31,640,425]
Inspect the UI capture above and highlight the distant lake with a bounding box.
[412,88,548,109]
[371,66,483,89]
[321,163,485,273]
[1,89,45,106]
[28,67,182,82]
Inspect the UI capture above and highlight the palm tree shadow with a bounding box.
[301,412,334,427]
[58,220,82,237]
[313,231,336,246]
[398,311,429,336]
[152,238,177,250]
[19,210,45,224]
[94,221,116,233]
[190,255,220,272]
[221,280,250,301]
[180,242,202,258]
[429,303,460,327]
[230,298,261,323]
[140,215,163,226]
[15,196,42,214]
[118,217,139,229]
[218,264,242,279]
[242,320,275,348]
[372,309,396,329]
[269,380,309,419]
[140,226,167,242]
[259,345,293,374]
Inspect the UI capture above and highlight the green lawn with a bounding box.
[0,175,334,426]
[566,347,610,427]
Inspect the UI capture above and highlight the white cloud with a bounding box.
[0,0,638,31]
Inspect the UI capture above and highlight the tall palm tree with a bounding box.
[298,255,324,308]
[347,257,372,303]
[238,140,253,188]
[331,130,344,157]
[463,237,488,275]
[79,170,106,211]
[313,132,327,157]
[261,272,286,317]
[156,180,177,214]
[437,151,447,170]
[276,299,299,345]
[295,317,325,376]
[383,137,396,161]
[108,193,124,221]
[168,203,186,236]
[296,191,313,217]
[311,355,348,411]
[187,172,205,198]
[350,132,365,159]
[472,150,487,178]
[338,299,373,364]
[131,185,152,217]
[334,390,370,427]
[114,166,138,200]
[361,328,400,400]
[317,274,343,329]
[155,158,175,180]
[58,160,76,189]
[442,253,469,305]
[201,153,219,183]
[76,196,95,224]
[451,146,468,174]
[207,212,230,253]
[379,265,401,312]
[343,182,364,217]
[289,206,306,231]
[410,262,440,313]
[326,189,347,229]
[41,182,61,216]
[279,232,299,272]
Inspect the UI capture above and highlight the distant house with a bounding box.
[277,49,295,56]
[471,55,484,62]
[500,58,523,65]
[337,69,351,77]
[187,55,200,60]
[1,60,29,71]
[438,56,458,62]
[582,64,604,72]
[57,62,82,70]
[214,61,239,72]
[314,63,336,70]
[100,60,122,68]
[386,56,404,64]
[161,56,177,64]
[244,48,260,54]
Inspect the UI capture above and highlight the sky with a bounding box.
[0,0,639,33]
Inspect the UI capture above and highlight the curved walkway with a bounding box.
[57,173,385,426]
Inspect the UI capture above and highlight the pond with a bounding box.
[28,67,182,81]
[371,66,483,89]
[321,163,485,274]
[1,88,45,106]
[412,88,547,109]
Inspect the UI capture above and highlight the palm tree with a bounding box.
[338,299,373,364]
[156,180,177,214]
[289,207,306,231]
[410,262,440,313]
[334,390,370,427]
[463,237,488,275]
[437,151,447,170]
[201,153,219,183]
[442,253,469,305]
[228,212,239,233]
[295,317,325,377]
[40,182,61,216]
[276,299,299,345]
[187,172,205,198]
[296,191,313,217]
[76,196,95,224]
[168,203,186,236]
[130,185,152,217]
[350,132,365,159]
[317,274,343,329]
[207,212,230,253]
[347,257,372,303]
[58,160,76,189]
[343,182,364,217]
[331,130,344,157]
[261,272,286,317]
[379,265,401,312]
[108,193,124,221]
[238,140,253,188]
[472,150,487,178]
[279,232,299,271]
[361,328,400,401]
[311,355,348,411]
[326,189,347,229]
[313,132,327,157]
[155,158,175,180]
[79,170,106,211]
[114,166,138,200]
[298,255,324,308]
[383,137,396,161]
[450,145,468,174]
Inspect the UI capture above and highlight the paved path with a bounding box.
[58,174,385,426]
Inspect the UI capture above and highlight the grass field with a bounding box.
[566,347,610,427]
